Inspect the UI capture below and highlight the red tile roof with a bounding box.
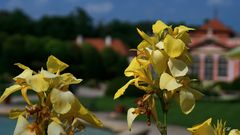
[189,18,239,49]
[199,19,232,32]
[84,38,129,56]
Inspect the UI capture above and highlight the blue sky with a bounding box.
[0,0,240,32]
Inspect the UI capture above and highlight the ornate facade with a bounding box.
[189,18,240,82]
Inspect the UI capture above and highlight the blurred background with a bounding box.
[0,0,240,135]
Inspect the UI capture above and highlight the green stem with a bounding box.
[156,91,168,135]
[162,110,168,135]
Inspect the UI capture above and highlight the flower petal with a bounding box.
[13,115,29,135]
[164,34,185,58]
[76,100,103,128]
[127,108,139,131]
[188,87,204,100]
[21,86,32,105]
[114,79,135,99]
[9,109,26,119]
[60,73,82,85]
[187,118,214,135]
[71,118,85,131]
[168,58,188,77]
[156,41,164,50]
[152,20,168,34]
[14,63,30,70]
[174,25,194,35]
[137,28,154,45]
[179,89,195,114]
[40,69,58,78]
[229,129,240,135]
[14,69,33,81]
[124,57,140,77]
[64,97,103,128]
[0,84,21,103]
[159,73,182,91]
[27,74,49,92]
[137,40,150,50]
[50,88,75,114]
[47,121,67,135]
[47,55,69,74]
[151,50,168,75]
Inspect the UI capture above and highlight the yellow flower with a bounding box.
[187,118,214,135]
[0,55,103,134]
[229,129,240,135]
[14,115,39,135]
[114,57,153,99]
[188,118,240,135]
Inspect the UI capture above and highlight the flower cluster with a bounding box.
[188,118,240,135]
[0,55,103,135]
[114,20,203,130]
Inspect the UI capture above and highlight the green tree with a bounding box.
[0,9,33,34]
[101,47,128,79]
[80,44,103,80]
[1,35,27,74]
[71,8,94,37]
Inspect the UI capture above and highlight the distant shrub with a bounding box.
[217,77,240,91]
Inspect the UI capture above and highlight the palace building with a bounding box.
[189,18,240,82]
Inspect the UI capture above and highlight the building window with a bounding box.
[218,56,227,77]
[190,55,200,76]
[204,56,213,80]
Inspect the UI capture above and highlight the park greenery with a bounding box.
[0,7,240,135]
[0,32,129,88]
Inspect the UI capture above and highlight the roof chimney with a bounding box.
[105,35,112,47]
[76,35,83,46]
[207,27,213,38]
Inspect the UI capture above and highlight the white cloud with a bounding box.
[207,0,232,6]
[5,0,48,9]
[84,2,113,14]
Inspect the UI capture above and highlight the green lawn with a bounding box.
[79,96,240,129]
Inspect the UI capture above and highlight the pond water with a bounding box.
[0,116,114,135]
